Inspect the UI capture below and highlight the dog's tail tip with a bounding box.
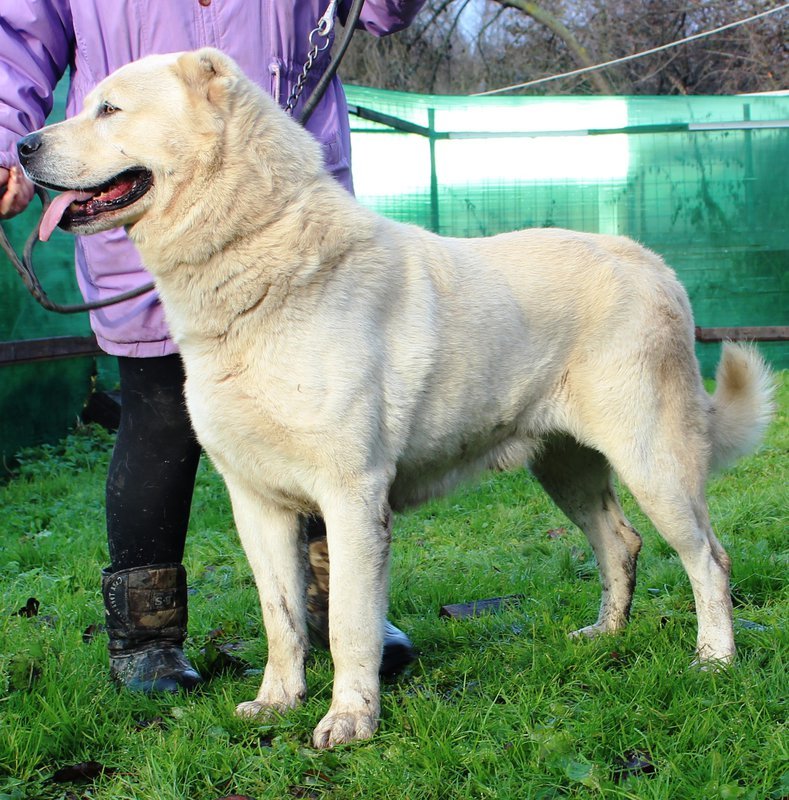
[709,342,775,472]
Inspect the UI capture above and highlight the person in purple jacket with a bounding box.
[0,0,425,693]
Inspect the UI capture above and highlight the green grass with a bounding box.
[0,375,786,800]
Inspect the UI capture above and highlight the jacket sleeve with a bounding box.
[341,0,427,37]
[0,0,74,169]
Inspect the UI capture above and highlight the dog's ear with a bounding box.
[175,48,238,106]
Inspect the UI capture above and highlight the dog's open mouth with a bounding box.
[39,168,152,241]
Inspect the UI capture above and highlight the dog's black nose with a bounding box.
[17,132,43,164]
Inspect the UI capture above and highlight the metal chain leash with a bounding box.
[285,0,338,115]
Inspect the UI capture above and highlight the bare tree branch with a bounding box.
[338,0,788,95]
[487,0,616,93]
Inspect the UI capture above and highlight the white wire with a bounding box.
[472,2,789,96]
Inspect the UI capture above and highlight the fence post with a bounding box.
[428,108,439,233]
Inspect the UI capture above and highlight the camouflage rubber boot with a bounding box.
[304,518,416,676]
[102,563,203,693]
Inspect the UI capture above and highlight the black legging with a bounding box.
[106,355,201,571]
[106,354,326,571]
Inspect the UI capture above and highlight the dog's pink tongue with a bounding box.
[39,190,92,242]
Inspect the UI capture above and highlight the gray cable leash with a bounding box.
[0,185,156,314]
[285,0,338,115]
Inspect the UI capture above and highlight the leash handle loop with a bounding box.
[0,186,155,314]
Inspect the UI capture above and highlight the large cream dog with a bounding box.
[19,49,774,748]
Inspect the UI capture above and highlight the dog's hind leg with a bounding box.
[530,435,643,637]
[591,406,735,664]
[225,480,309,718]
[311,492,391,748]
[611,460,734,664]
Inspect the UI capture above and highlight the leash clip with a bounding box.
[317,0,339,37]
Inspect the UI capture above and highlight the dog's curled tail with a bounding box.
[708,342,775,472]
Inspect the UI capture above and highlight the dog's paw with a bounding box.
[569,623,608,639]
[569,616,627,639]
[690,649,735,671]
[236,672,307,721]
[235,698,296,720]
[312,710,378,749]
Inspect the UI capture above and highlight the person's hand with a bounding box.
[0,165,35,219]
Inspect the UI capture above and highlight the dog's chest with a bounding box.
[181,338,346,507]
[184,358,300,472]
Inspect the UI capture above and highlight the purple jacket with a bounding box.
[0,0,424,356]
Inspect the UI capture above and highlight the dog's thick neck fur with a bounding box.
[128,52,375,344]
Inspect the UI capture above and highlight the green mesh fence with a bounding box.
[1,85,787,460]
[346,86,789,379]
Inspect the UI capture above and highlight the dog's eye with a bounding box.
[99,101,120,117]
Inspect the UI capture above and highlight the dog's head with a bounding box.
[18,48,283,242]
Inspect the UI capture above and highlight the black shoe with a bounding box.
[109,643,203,693]
[102,564,203,694]
[380,620,416,676]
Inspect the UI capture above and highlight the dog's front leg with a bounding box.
[225,478,308,718]
[312,498,391,748]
